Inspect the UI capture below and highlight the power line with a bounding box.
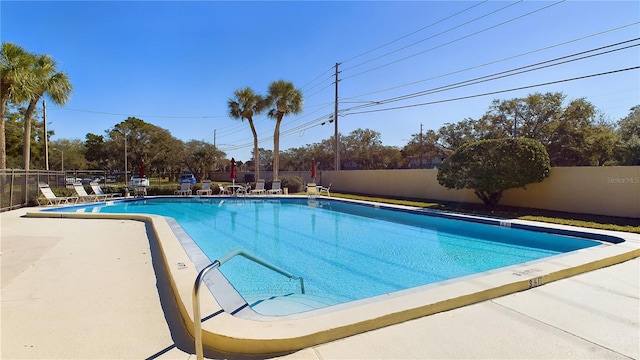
[220,62,639,152]
[217,112,335,152]
[299,66,335,92]
[342,67,640,116]
[218,67,639,152]
[52,107,228,119]
[340,0,490,64]
[341,0,566,81]
[341,22,640,102]
[218,40,638,153]
[342,39,639,112]
[341,0,522,72]
[217,103,336,152]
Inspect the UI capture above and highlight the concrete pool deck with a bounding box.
[1,206,639,359]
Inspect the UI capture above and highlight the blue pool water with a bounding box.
[49,197,601,310]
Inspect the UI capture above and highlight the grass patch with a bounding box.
[325,192,640,234]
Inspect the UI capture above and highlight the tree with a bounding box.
[482,92,564,143]
[1,42,35,169]
[584,118,617,166]
[545,97,601,166]
[49,138,87,171]
[437,118,482,151]
[107,117,186,180]
[228,87,266,180]
[343,128,384,169]
[375,145,402,169]
[256,148,273,171]
[21,54,72,170]
[315,137,338,170]
[265,80,303,180]
[443,93,618,166]
[616,105,640,165]
[3,106,25,168]
[437,138,550,207]
[280,146,307,171]
[402,129,445,168]
[183,140,223,181]
[84,133,111,169]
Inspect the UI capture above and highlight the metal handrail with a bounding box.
[192,261,220,360]
[217,249,305,293]
[192,249,305,360]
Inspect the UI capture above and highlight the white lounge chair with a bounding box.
[267,179,283,195]
[73,182,106,202]
[37,183,78,206]
[196,180,213,196]
[174,181,192,196]
[250,179,266,195]
[318,183,331,196]
[90,182,121,199]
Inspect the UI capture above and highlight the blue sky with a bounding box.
[2,1,639,162]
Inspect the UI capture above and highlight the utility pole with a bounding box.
[419,123,423,169]
[213,129,216,147]
[43,100,49,170]
[334,62,340,171]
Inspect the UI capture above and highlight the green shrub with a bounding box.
[437,138,550,207]
[278,175,304,193]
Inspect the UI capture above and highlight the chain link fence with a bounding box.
[0,169,111,212]
[0,169,66,211]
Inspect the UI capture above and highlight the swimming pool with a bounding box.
[52,197,603,312]
[37,196,637,354]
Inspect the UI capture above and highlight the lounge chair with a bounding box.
[90,182,121,199]
[37,183,78,206]
[318,183,331,196]
[267,179,283,195]
[174,181,192,196]
[73,182,106,202]
[250,179,266,195]
[306,183,318,197]
[196,180,213,196]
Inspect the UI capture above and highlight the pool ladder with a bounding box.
[192,249,305,360]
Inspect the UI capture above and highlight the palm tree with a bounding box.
[227,87,266,180]
[265,80,303,180]
[21,54,72,170]
[1,42,35,169]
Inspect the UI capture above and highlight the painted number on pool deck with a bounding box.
[528,276,544,288]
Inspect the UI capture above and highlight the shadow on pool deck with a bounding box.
[1,207,639,359]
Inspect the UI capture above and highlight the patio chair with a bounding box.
[250,179,266,195]
[217,183,229,195]
[267,179,283,195]
[318,183,331,196]
[73,182,106,202]
[306,183,318,197]
[90,182,121,199]
[37,183,78,206]
[236,184,249,196]
[196,180,213,196]
[134,186,147,197]
[174,181,192,196]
